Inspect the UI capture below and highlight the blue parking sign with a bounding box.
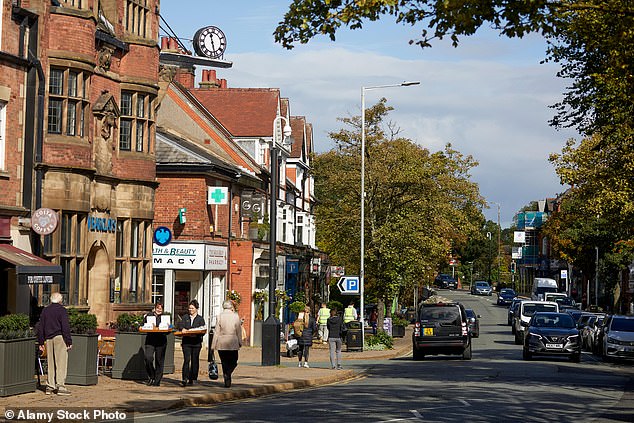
[338,276,360,294]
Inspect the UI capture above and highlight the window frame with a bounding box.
[47,67,89,138]
[119,91,154,152]
[0,101,6,170]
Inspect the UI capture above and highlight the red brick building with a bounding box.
[1,0,161,326]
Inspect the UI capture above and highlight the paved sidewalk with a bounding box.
[0,328,412,414]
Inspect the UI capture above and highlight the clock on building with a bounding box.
[193,26,227,59]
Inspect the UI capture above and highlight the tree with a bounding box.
[314,99,485,312]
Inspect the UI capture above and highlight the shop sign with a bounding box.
[31,208,58,235]
[152,243,205,270]
[286,260,299,274]
[205,245,227,270]
[87,215,116,233]
[19,274,55,284]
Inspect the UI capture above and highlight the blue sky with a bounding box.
[159,1,579,227]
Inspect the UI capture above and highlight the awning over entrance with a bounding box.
[0,244,62,284]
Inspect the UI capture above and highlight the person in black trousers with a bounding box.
[143,302,168,387]
[179,299,205,386]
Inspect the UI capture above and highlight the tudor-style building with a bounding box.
[1,0,161,326]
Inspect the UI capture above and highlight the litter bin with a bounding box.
[346,321,363,352]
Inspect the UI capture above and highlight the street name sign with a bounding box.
[338,276,360,295]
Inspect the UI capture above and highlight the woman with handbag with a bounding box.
[211,300,242,388]
[296,306,317,368]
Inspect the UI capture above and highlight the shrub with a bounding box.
[289,301,306,314]
[365,331,393,350]
[0,314,32,340]
[327,300,343,314]
[113,313,144,333]
[68,308,98,335]
[391,316,410,327]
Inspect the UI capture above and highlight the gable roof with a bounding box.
[190,88,280,137]
[289,116,306,160]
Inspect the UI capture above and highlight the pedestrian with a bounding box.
[143,302,167,386]
[326,308,344,370]
[317,302,330,343]
[343,301,358,323]
[297,306,317,368]
[211,300,242,388]
[369,308,378,335]
[178,299,205,387]
[37,292,72,396]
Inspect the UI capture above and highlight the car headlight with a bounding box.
[528,332,542,339]
[567,335,579,342]
[606,336,619,344]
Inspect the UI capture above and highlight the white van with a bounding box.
[514,300,559,344]
[531,278,559,301]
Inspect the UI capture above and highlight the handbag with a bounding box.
[208,352,219,380]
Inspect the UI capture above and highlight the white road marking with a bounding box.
[410,410,425,420]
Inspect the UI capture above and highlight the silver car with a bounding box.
[471,281,492,296]
[602,315,634,361]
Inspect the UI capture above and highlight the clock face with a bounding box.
[193,26,227,59]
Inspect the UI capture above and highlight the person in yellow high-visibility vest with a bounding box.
[317,303,330,343]
[343,302,358,323]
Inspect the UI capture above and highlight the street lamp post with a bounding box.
[490,202,501,286]
[262,115,292,366]
[360,81,419,347]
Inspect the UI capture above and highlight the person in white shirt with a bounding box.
[178,299,205,386]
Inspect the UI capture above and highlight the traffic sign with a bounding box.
[338,276,360,295]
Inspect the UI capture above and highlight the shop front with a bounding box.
[152,242,227,346]
[0,243,62,320]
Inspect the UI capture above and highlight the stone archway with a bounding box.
[87,242,110,327]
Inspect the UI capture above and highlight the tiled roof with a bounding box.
[156,129,242,177]
[190,88,280,137]
[290,116,306,159]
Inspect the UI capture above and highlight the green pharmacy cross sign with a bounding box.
[208,187,229,205]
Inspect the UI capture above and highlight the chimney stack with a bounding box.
[219,79,227,89]
[199,69,221,89]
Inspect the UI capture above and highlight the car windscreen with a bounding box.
[476,282,489,288]
[535,287,558,294]
[532,314,575,328]
[465,309,475,318]
[420,307,461,323]
[554,298,575,306]
[523,303,558,316]
[501,289,516,296]
[611,318,634,332]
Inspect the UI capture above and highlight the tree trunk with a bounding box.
[377,298,385,333]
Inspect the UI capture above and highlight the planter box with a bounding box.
[252,320,263,347]
[392,325,406,338]
[67,334,98,385]
[0,337,37,397]
[111,332,175,380]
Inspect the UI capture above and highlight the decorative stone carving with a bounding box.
[96,45,115,73]
[92,182,113,213]
[92,91,121,176]
[159,64,177,83]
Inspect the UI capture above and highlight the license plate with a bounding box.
[424,328,434,336]
[546,343,563,349]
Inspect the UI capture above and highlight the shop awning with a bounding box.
[0,244,62,284]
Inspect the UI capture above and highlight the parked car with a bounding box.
[412,300,471,360]
[602,315,634,361]
[434,274,458,290]
[514,301,559,345]
[465,309,480,338]
[471,281,493,296]
[581,314,606,352]
[497,288,517,306]
[508,298,524,328]
[523,312,581,362]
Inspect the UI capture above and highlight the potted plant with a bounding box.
[111,313,147,380]
[66,309,98,385]
[0,313,36,396]
[227,289,241,311]
[275,289,289,318]
[391,316,409,338]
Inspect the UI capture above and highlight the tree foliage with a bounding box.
[314,99,485,306]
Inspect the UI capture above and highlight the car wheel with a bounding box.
[570,353,581,363]
[412,345,424,361]
[462,343,472,360]
[522,348,532,360]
